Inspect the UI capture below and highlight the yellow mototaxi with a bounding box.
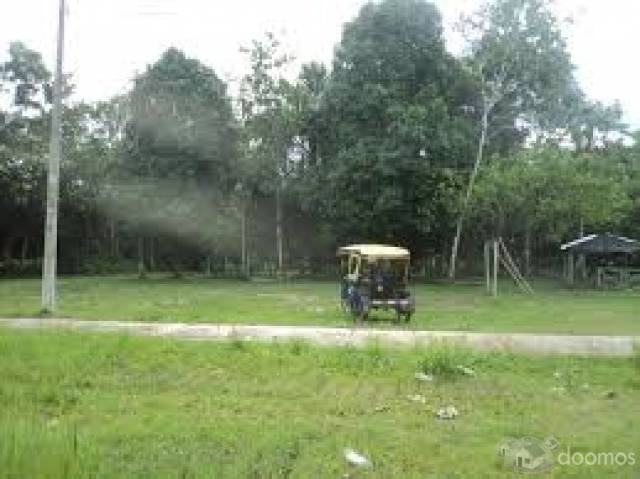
[337,244,415,322]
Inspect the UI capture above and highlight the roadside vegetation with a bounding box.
[1,328,639,478]
[1,276,639,335]
[2,0,639,280]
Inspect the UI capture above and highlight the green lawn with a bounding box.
[1,328,639,477]
[1,276,639,335]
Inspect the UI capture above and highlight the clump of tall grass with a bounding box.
[0,417,99,478]
[418,342,477,379]
[633,343,640,371]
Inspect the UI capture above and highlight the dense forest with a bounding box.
[1,0,639,278]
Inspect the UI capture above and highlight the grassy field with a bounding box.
[0,328,639,477]
[1,276,640,335]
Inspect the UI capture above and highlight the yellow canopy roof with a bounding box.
[337,244,410,259]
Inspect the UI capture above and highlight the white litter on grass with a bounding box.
[553,371,562,379]
[344,448,372,468]
[436,406,459,420]
[414,372,434,382]
[457,365,475,376]
[407,394,427,404]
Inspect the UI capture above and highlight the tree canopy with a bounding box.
[300,0,477,254]
[1,0,638,278]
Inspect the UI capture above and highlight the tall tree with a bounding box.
[239,33,300,273]
[0,42,52,267]
[122,48,239,274]
[300,0,476,257]
[448,0,576,278]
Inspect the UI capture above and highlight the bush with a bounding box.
[77,256,138,275]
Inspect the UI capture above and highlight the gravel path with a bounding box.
[1,317,639,356]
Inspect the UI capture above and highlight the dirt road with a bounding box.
[2,317,638,356]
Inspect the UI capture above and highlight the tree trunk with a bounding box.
[137,236,146,278]
[524,226,531,277]
[492,239,499,297]
[2,237,15,262]
[20,236,29,269]
[276,186,283,273]
[449,96,490,280]
[148,237,155,271]
[241,203,247,275]
[567,252,575,285]
[109,217,118,258]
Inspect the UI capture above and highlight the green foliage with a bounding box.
[0,418,99,478]
[120,48,241,266]
[562,97,627,151]
[1,2,639,277]
[1,41,51,109]
[4,276,640,335]
[0,42,51,255]
[1,328,639,477]
[633,344,640,371]
[471,147,632,239]
[74,256,138,275]
[301,0,476,253]
[465,0,576,140]
[288,338,310,356]
[553,362,589,393]
[239,32,298,193]
[126,48,238,185]
[418,343,476,378]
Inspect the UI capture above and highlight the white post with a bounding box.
[42,0,65,312]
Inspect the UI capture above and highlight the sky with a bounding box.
[1,0,639,127]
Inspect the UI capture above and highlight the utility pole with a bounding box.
[42,0,66,312]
